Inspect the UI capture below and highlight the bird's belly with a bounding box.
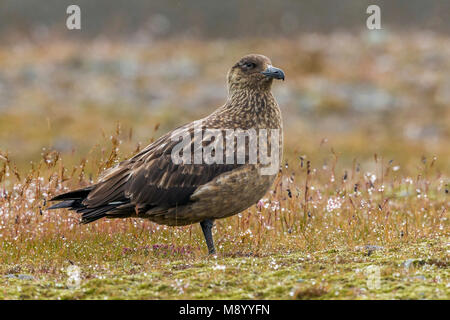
[146,165,276,226]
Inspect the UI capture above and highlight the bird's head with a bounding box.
[227,54,285,92]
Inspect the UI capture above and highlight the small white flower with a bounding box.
[326,197,342,212]
[213,264,226,271]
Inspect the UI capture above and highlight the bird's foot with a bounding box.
[200,219,216,255]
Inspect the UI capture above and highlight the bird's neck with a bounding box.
[206,88,281,129]
[227,88,276,114]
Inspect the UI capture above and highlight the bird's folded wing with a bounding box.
[83,123,242,212]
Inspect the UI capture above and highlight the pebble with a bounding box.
[403,259,415,269]
[4,274,35,280]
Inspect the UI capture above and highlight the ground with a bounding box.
[0,239,448,299]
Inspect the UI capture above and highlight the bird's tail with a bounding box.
[48,187,98,223]
[48,187,92,208]
[49,187,92,201]
[48,186,132,224]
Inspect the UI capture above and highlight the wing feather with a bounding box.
[82,123,242,216]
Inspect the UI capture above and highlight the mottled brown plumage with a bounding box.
[49,54,285,254]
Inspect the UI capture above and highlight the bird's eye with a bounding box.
[244,62,256,69]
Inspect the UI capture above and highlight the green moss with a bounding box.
[1,238,447,299]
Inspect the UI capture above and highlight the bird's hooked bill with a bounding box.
[261,65,285,80]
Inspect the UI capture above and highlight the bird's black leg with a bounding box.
[200,219,216,255]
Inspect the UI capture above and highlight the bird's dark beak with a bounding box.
[261,65,285,80]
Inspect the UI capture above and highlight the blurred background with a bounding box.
[0,0,449,173]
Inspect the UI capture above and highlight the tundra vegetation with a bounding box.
[0,33,448,299]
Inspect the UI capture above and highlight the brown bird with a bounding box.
[48,54,285,254]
